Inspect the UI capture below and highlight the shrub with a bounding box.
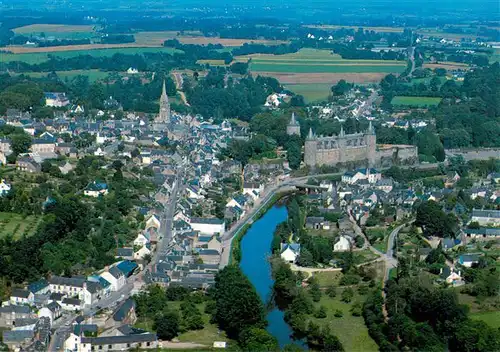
[334,309,343,317]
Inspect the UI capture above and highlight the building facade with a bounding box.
[286,113,301,136]
[304,122,418,167]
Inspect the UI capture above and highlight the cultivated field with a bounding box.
[391,96,442,107]
[423,61,470,70]
[15,70,111,82]
[236,49,404,101]
[135,30,288,46]
[0,212,42,240]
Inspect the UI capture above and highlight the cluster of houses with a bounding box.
[0,259,138,350]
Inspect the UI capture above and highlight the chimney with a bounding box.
[439,267,443,274]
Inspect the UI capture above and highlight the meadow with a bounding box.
[15,70,111,82]
[13,24,96,40]
[0,47,182,64]
[391,96,442,107]
[470,311,500,329]
[0,212,42,240]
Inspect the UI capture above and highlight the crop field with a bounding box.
[0,47,182,64]
[304,25,405,33]
[423,61,470,70]
[391,96,442,107]
[13,24,96,40]
[240,49,403,101]
[0,212,42,240]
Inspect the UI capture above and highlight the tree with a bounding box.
[239,327,279,351]
[416,201,457,237]
[154,311,180,340]
[309,281,322,302]
[285,135,302,170]
[355,235,365,248]
[331,79,353,96]
[314,305,327,319]
[326,285,337,298]
[10,134,32,155]
[341,288,354,303]
[449,319,500,352]
[213,266,266,339]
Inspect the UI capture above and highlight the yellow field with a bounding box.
[423,61,470,70]
[13,24,94,34]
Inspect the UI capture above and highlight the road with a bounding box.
[407,46,416,77]
[154,167,184,265]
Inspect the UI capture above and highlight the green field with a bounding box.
[470,311,500,329]
[284,83,332,102]
[391,96,442,107]
[250,62,406,73]
[0,47,182,64]
[313,293,378,352]
[0,212,42,240]
[13,24,96,40]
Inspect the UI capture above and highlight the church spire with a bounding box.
[156,79,171,124]
[306,127,315,140]
[290,112,298,125]
[161,79,168,100]
[367,120,375,134]
[339,124,345,137]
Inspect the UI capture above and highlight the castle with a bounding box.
[286,114,418,167]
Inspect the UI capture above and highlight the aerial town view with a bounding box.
[0,0,498,351]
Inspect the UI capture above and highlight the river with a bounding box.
[239,204,300,348]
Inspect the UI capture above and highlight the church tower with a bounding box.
[156,80,171,123]
[286,112,301,136]
[366,120,377,166]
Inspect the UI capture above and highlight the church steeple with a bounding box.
[306,127,316,140]
[286,112,301,136]
[339,124,345,137]
[156,79,171,123]
[367,120,375,135]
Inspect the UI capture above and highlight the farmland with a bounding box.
[0,46,182,64]
[391,96,442,107]
[237,49,405,102]
[0,212,42,240]
[13,70,111,82]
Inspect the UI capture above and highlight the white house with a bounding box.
[334,235,352,252]
[0,179,11,196]
[38,302,62,325]
[60,298,82,312]
[342,168,381,185]
[84,181,108,197]
[471,209,500,226]
[99,266,126,292]
[10,289,34,305]
[189,217,225,235]
[127,67,139,74]
[134,245,151,260]
[280,243,301,263]
[133,233,150,247]
[243,182,264,200]
[145,215,161,231]
[44,92,69,107]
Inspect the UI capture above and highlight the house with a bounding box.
[0,179,11,196]
[111,298,136,325]
[79,333,158,351]
[49,276,86,296]
[441,237,461,251]
[10,289,34,305]
[463,227,500,239]
[134,232,150,247]
[334,235,352,252]
[28,280,50,295]
[305,217,330,230]
[2,330,34,350]
[44,92,69,107]
[64,323,99,351]
[38,302,62,324]
[243,182,264,200]
[280,243,301,263]
[445,171,460,188]
[458,254,480,268]
[31,139,56,154]
[207,236,222,252]
[0,305,32,327]
[116,260,138,277]
[145,214,161,231]
[487,172,500,183]
[189,217,225,235]
[374,178,393,193]
[198,249,221,265]
[134,243,151,260]
[58,162,75,175]
[61,298,82,311]
[471,209,500,226]
[342,168,381,185]
[84,181,109,197]
[440,267,462,286]
[100,266,126,292]
[16,156,41,173]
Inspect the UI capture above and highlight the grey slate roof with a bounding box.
[81,333,156,345]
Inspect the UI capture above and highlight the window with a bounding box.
[127,344,130,348]
[147,342,151,347]
[108,345,112,349]
[99,346,102,350]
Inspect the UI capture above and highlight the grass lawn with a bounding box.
[284,83,332,102]
[470,311,500,329]
[314,271,343,287]
[391,96,442,107]
[0,212,42,240]
[313,294,378,352]
[365,227,389,253]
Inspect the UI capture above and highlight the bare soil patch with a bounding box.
[256,72,387,84]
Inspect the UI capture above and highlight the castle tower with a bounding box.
[286,112,301,136]
[366,120,377,166]
[304,128,317,167]
[156,80,171,123]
